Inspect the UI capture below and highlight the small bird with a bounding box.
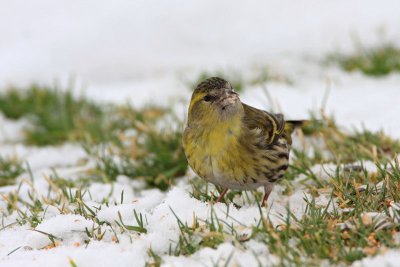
[183,77,301,207]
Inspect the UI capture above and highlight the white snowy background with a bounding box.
[1,1,400,266]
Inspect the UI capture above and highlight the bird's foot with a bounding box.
[261,185,273,207]
[216,188,229,203]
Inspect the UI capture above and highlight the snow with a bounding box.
[0,114,26,143]
[25,215,94,249]
[163,241,277,267]
[1,0,400,266]
[0,144,86,170]
[1,0,400,86]
[0,240,148,267]
[352,249,400,267]
[0,172,320,266]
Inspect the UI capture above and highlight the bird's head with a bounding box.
[187,77,243,125]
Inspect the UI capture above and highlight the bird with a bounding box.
[182,77,302,207]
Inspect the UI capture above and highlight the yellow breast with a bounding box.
[183,115,250,184]
[206,120,241,155]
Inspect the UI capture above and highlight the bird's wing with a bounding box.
[242,103,285,146]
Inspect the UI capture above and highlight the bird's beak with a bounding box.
[216,89,239,110]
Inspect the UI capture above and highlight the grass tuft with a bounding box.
[0,156,25,186]
[0,85,188,190]
[84,125,187,190]
[327,43,400,76]
[0,85,104,145]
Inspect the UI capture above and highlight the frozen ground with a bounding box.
[1,1,400,266]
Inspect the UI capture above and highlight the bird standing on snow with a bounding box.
[183,77,301,206]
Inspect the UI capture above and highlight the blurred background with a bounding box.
[1,0,400,134]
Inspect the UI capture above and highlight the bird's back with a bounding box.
[239,104,291,184]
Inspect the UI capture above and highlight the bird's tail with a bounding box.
[286,120,306,129]
[283,120,307,145]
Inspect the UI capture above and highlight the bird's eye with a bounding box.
[203,95,213,102]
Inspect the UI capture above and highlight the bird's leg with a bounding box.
[261,185,273,207]
[216,188,229,203]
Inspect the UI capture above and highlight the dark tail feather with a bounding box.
[283,120,307,145]
[286,120,307,129]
